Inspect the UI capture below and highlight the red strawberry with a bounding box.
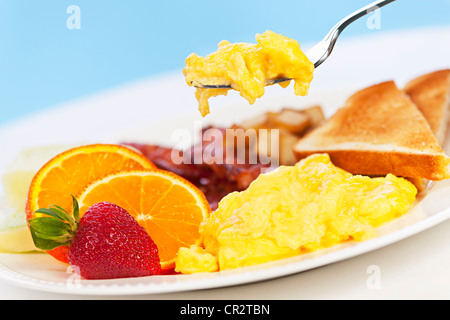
[28,196,161,279]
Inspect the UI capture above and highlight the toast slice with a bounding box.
[293,81,450,181]
[404,69,450,146]
[403,69,450,190]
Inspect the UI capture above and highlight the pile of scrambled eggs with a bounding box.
[175,154,417,273]
[183,30,315,116]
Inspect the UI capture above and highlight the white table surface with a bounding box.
[1,26,449,300]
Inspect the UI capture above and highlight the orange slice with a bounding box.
[76,170,211,271]
[26,144,156,263]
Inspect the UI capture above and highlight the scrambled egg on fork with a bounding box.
[183,30,315,116]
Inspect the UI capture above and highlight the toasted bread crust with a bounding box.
[294,149,450,181]
[404,69,450,145]
[293,81,450,181]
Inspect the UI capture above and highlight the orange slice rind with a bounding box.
[26,144,157,263]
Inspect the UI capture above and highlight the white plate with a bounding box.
[0,27,449,295]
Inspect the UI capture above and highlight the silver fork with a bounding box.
[193,0,397,89]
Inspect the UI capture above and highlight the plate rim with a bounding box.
[1,202,449,296]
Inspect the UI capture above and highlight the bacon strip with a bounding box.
[124,127,272,210]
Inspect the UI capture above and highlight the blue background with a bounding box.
[1,0,449,125]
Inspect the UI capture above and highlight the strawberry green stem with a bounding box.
[28,195,80,251]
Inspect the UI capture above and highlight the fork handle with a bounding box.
[334,0,397,34]
[311,0,397,68]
